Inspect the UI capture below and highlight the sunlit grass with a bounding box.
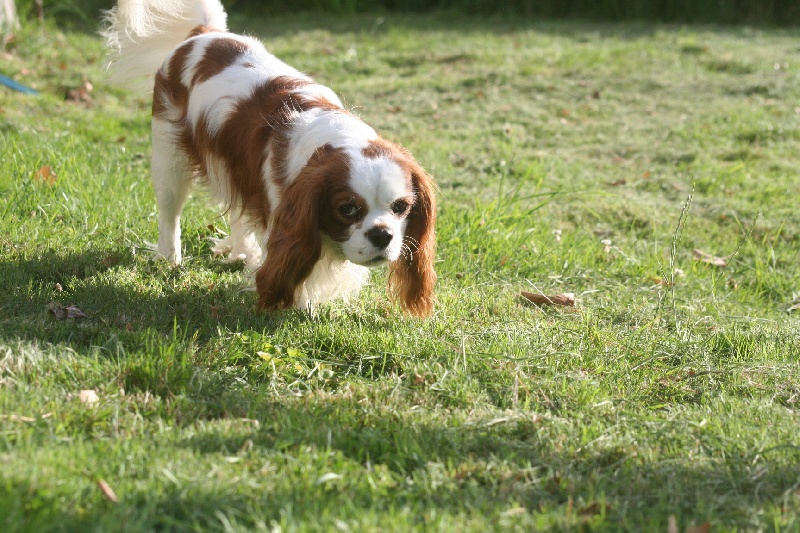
[1,13,799,532]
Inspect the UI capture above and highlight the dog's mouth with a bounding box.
[364,255,388,265]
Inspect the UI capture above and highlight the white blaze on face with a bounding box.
[284,108,377,184]
[341,152,411,264]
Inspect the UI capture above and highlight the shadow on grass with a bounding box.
[2,394,797,530]
[0,247,290,342]
[0,247,406,378]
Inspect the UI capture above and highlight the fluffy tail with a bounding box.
[102,0,228,92]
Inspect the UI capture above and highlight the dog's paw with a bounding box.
[142,241,183,264]
[210,236,262,269]
[210,236,233,256]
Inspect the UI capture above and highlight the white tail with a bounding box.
[102,0,228,92]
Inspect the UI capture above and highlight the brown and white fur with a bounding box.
[103,0,436,316]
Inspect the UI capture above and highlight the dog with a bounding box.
[103,0,436,316]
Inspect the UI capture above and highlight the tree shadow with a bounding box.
[3,393,797,530]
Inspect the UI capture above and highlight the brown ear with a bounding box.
[388,163,437,317]
[256,177,322,311]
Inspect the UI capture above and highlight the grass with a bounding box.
[1,11,800,532]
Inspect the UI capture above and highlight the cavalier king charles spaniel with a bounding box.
[104,0,436,316]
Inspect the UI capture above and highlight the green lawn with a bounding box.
[1,12,799,532]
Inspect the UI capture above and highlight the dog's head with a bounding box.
[256,138,437,317]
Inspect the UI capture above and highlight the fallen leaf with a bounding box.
[65,80,94,103]
[33,165,58,186]
[693,249,727,268]
[686,523,711,533]
[579,501,610,518]
[521,292,576,307]
[102,254,121,267]
[97,479,119,503]
[605,178,626,186]
[80,389,99,405]
[116,136,126,143]
[386,105,402,113]
[47,303,88,320]
[648,276,673,287]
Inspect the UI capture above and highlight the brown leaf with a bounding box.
[386,105,402,113]
[65,81,94,103]
[34,165,58,186]
[693,249,727,268]
[102,254,121,268]
[97,479,119,503]
[579,501,610,518]
[648,276,672,287]
[605,178,626,186]
[521,292,575,307]
[47,303,88,320]
[686,523,711,533]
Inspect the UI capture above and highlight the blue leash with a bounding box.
[0,73,38,95]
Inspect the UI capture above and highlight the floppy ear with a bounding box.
[388,163,437,317]
[256,176,322,311]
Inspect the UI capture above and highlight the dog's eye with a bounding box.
[390,199,410,216]
[338,204,359,218]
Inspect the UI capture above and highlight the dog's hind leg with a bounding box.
[151,118,193,264]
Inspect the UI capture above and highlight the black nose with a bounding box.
[365,227,393,249]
